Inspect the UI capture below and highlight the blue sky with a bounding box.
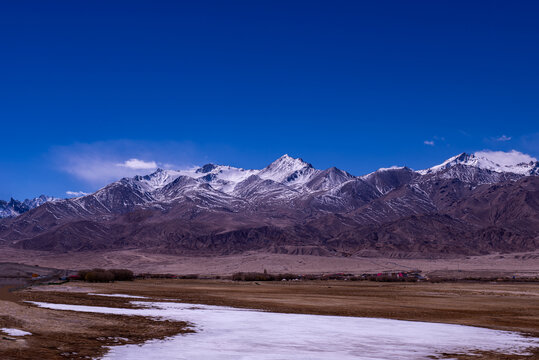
[1,1,538,199]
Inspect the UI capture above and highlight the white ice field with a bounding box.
[1,328,32,336]
[31,299,538,360]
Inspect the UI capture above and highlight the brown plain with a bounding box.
[82,279,539,335]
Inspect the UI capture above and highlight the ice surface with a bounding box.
[88,293,148,299]
[1,328,32,336]
[30,300,538,360]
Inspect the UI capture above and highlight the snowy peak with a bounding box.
[134,168,184,192]
[23,194,58,208]
[258,154,317,184]
[0,195,59,218]
[419,151,539,176]
[191,164,258,193]
[418,153,471,175]
[196,164,218,174]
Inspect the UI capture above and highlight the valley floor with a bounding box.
[1,279,539,359]
[0,248,538,277]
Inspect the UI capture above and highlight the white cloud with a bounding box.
[66,191,89,197]
[474,150,537,166]
[495,135,511,142]
[424,140,435,146]
[116,158,158,170]
[49,141,200,186]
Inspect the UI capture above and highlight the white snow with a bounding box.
[0,195,61,219]
[192,165,259,193]
[88,293,148,299]
[129,154,322,196]
[1,328,32,337]
[419,151,538,175]
[135,169,187,192]
[258,154,318,185]
[377,166,405,171]
[29,300,538,360]
[362,166,407,179]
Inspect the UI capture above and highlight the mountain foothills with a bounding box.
[0,152,538,258]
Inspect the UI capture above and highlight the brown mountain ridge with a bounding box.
[0,153,538,258]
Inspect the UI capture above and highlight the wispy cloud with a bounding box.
[424,140,435,146]
[116,158,158,170]
[49,140,201,186]
[59,157,152,184]
[494,135,511,142]
[474,150,537,165]
[66,191,89,197]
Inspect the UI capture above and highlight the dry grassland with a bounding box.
[1,280,538,359]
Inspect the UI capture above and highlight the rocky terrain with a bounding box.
[0,195,58,219]
[0,152,537,258]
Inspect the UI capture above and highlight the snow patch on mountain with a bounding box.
[419,151,538,176]
[4,151,537,220]
[0,195,60,218]
[193,165,259,193]
[126,155,324,197]
[258,154,319,186]
[133,168,186,192]
[362,166,407,178]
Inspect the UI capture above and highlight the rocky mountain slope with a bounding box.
[0,152,537,258]
[0,195,59,218]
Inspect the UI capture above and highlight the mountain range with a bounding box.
[0,195,59,218]
[1,151,538,258]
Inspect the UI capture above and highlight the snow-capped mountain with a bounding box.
[258,155,319,186]
[418,151,539,176]
[0,195,59,218]
[2,151,537,219]
[122,151,539,201]
[1,151,538,258]
[131,155,319,195]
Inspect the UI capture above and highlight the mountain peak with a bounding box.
[196,164,218,174]
[420,150,538,175]
[0,194,58,218]
[258,154,315,184]
[268,154,312,168]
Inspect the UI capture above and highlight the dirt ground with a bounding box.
[78,280,539,335]
[0,248,538,277]
[1,279,538,359]
[0,284,190,360]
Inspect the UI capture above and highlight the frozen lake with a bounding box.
[31,299,538,360]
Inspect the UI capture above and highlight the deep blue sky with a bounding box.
[1,1,538,199]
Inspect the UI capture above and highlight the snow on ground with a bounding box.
[30,300,538,360]
[88,293,148,299]
[1,328,32,336]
